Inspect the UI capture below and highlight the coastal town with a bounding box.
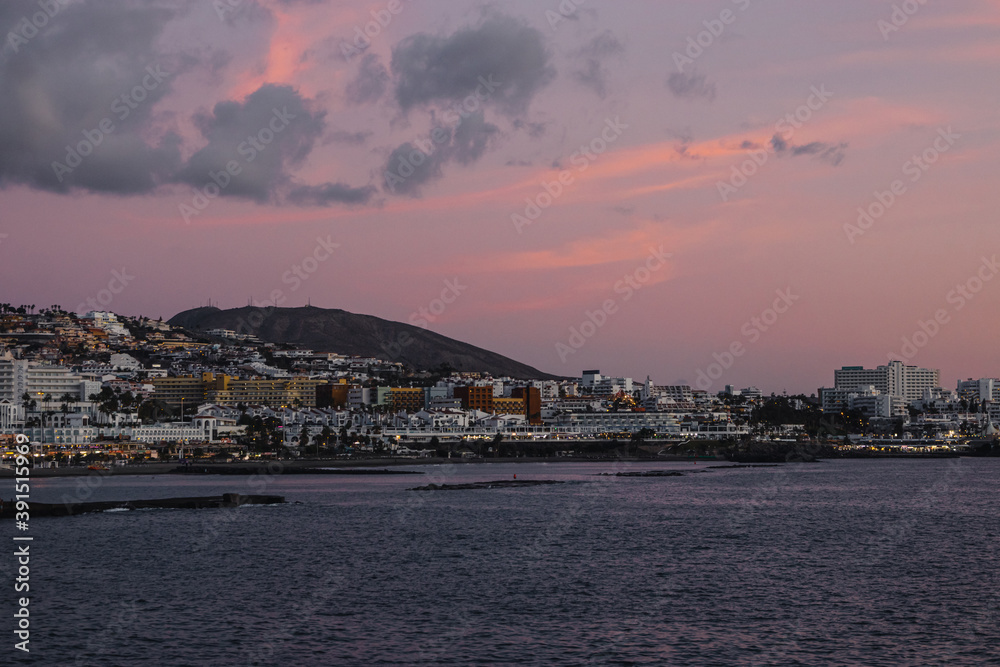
[1,304,998,466]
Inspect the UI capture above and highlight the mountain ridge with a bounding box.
[168,305,563,380]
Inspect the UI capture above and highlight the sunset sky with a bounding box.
[2,0,999,393]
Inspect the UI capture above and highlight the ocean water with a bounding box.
[5,458,1000,666]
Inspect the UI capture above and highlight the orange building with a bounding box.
[512,386,543,425]
[317,381,350,408]
[454,386,494,412]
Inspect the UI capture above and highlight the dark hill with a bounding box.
[168,306,561,380]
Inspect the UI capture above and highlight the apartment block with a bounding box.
[0,357,85,402]
[834,360,939,402]
[152,373,328,408]
[956,378,1000,402]
[454,386,494,412]
[388,388,425,413]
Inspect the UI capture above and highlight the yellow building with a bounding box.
[152,373,328,408]
[388,388,425,412]
[492,397,525,415]
[151,373,223,407]
[208,377,328,408]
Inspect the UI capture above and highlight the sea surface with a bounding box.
[4,458,1000,666]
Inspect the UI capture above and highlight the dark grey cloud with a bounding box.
[175,84,326,202]
[0,0,377,208]
[176,81,377,206]
[328,130,372,146]
[448,110,500,165]
[382,140,450,197]
[771,134,848,166]
[390,14,555,117]
[381,109,500,197]
[667,71,717,102]
[286,182,376,206]
[206,49,234,78]
[579,30,624,59]
[0,0,187,194]
[572,30,624,99]
[668,129,696,159]
[573,59,610,99]
[213,0,272,27]
[345,53,389,105]
[512,119,548,138]
[792,142,826,156]
[216,0,325,27]
[816,144,848,166]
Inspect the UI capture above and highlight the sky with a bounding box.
[1,0,999,394]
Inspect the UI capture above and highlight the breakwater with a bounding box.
[0,493,285,518]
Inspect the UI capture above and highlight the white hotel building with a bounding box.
[0,356,86,402]
[829,360,940,405]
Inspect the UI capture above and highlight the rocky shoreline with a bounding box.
[409,480,566,491]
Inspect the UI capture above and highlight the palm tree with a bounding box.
[20,392,36,425]
[89,388,119,425]
[60,392,76,408]
[40,393,53,429]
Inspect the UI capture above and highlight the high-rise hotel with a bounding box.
[832,360,940,403]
